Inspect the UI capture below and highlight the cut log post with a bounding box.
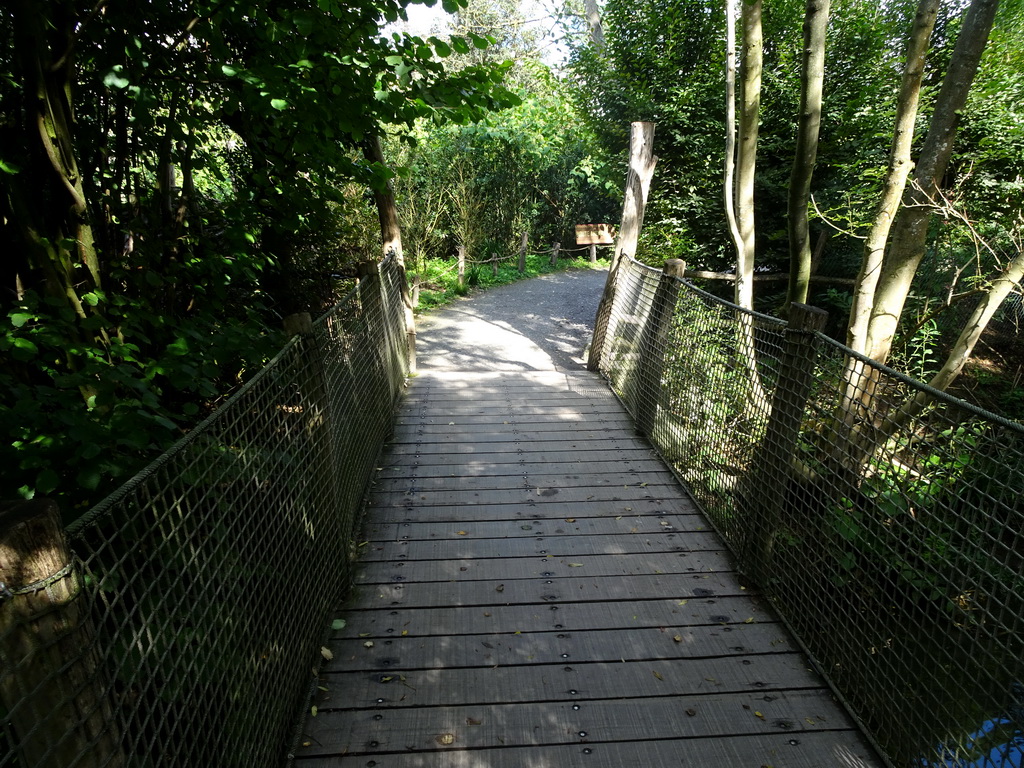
[518,232,528,274]
[0,500,125,768]
[411,274,421,307]
[741,303,828,585]
[491,253,498,278]
[589,244,597,264]
[634,260,686,439]
[550,242,561,268]
[457,245,466,289]
[589,121,657,372]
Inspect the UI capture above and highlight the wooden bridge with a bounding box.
[294,271,882,767]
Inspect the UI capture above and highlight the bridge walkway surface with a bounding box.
[293,269,883,768]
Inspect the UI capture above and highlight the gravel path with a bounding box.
[414,267,609,373]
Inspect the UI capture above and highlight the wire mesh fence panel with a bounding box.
[599,256,1024,768]
[1,258,409,768]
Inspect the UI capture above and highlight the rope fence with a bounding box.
[596,255,1024,768]
[0,256,410,768]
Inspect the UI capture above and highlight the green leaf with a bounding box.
[10,312,32,328]
[441,0,460,12]
[0,159,20,175]
[77,467,103,491]
[331,619,346,630]
[222,64,239,77]
[452,36,470,55]
[270,98,289,110]
[36,469,59,494]
[103,66,130,89]
[385,55,405,66]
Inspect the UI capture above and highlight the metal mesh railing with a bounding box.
[0,257,409,768]
[599,255,1024,768]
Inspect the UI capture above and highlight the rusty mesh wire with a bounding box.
[1,258,408,768]
[599,255,1024,768]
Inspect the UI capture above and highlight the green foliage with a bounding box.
[0,0,521,513]
[393,67,618,267]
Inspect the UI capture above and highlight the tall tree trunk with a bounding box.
[724,0,742,258]
[588,122,657,372]
[363,133,416,372]
[785,0,830,311]
[845,0,939,358]
[735,0,762,313]
[584,0,605,52]
[734,0,768,411]
[838,0,940,424]
[863,0,1000,366]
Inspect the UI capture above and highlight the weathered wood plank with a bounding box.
[317,653,826,710]
[366,498,686,523]
[322,622,794,673]
[361,516,711,544]
[355,550,732,584]
[369,468,678,495]
[331,595,775,639]
[299,688,850,756]
[377,453,659,474]
[383,438,650,456]
[294,730,879,768]
[357,530,721,562]
[350,571,746,611]
[370,483,691,509]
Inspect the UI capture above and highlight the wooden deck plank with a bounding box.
[322,623,797,672]
[318,653,827,710]
[370,484,691,509]
[373,464,675,485]
[297,361,883,766]
[354,550,732,584]
[383,438,652,456]
[331,595,777,638]
[366,498,688,523]
[361,516,712,543]
[299,688,852,756]
[294,730,878,768]
[377,455,660,474]
[356,531,722,562]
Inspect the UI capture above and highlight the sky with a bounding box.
[397,0,572,66]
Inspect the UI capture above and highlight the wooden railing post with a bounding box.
[550,242,560,268]
[491,253,498,277]
[589,244,597,264]
[742,303,828,584]
[518,232,528,274]
[634,260,686,439]
[457,245,467,289]
[0,500,124,768]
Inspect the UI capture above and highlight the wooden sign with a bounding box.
[575,224,615,245]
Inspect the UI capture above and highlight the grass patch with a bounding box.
[409,252,607,314]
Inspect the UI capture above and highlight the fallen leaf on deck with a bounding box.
[568,563,584,567]
[652,670,664,680]
[754,711,765,719]
[363,641,374,648]
[466,717,482,726]
[436,733,455,745]
[457,531,468,536]
[320,647,334,660]
[673,635,683,643]
[685,708,697,717]
[310,705,318,717]
[331,619,346,630]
